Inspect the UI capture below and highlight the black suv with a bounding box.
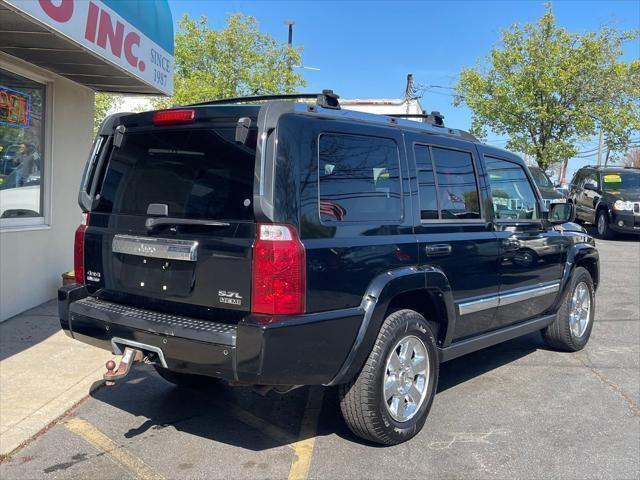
[59,92,599,445]
[569,166,640,238]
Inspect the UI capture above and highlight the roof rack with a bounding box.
[388,111,445,127]
[187,89,477,142]
[189,90,341,109]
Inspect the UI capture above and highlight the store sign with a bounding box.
[5,0,173,95]
[0,85,30,128]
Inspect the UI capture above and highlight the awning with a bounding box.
[0,0,173,95]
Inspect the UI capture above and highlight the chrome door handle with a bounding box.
[425,244,452,257]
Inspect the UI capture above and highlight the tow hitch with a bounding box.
[104,347,143,386]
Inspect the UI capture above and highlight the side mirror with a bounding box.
[547,202,575,224]
[583,183,598,192]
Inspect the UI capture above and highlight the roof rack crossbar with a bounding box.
[388,111,445,127]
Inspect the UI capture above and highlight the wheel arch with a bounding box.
[327,266,455,386]
[596,202,610,219]
[548,243,600,314]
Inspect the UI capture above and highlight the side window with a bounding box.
[587,172,599,188]
[431,147,481,220]
[414,145,438,220]
[571,171,583,187]
[318,133,401,223]
[485,157,540,221]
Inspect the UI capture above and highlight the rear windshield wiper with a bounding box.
[145,217,230,231]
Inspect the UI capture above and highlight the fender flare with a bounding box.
[547,242,599,313]
[327,266,455,386]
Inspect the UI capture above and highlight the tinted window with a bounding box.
[486,157,539,220]
[319,133,401,223]
[95,128,255,220]
[586,171,599,188]
[414,145,438,220]
[530,167,553,188]
[432,147,481,220]
[571,171,583,187]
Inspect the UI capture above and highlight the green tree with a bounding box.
[94,93,123,134]
[455,5,639,171]
[153,13,306,108]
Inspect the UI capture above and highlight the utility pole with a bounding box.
[404,73,414,114]
[283,20,294,79]
[596,126,604,167]
[284,20,294,47]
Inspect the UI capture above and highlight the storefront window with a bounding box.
[0,68,45,221]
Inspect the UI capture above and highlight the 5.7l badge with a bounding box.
[218,290,243,306]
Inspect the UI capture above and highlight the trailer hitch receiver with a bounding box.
[104,347,142,386]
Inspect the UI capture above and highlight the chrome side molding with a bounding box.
[499,283,560,307]
[112,234,198,262]
[458,282,560,316]
[458,296,499,316]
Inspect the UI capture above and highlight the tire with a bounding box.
[338,309,439,445]
[153,365,220,389]
[543,266,595,352]
[596,209,614,239]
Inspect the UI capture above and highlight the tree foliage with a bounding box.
[625,148,640,168]
[455,4,639,169]
[94,93,123,134]
[153,13,306,108]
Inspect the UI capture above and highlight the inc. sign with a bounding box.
[4,0,173,95]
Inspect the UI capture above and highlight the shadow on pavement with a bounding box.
[0,299,60,361]
[437,331,542,393]
[90,365,319,451]
[89,332,546,449]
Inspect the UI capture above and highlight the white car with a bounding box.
[0,184,40,218]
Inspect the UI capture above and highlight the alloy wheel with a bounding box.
[569,281,591,339]
[382,335,430,422]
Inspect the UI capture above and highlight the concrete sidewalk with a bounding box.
[0,300,112,455]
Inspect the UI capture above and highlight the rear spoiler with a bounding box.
[78,112,133,212]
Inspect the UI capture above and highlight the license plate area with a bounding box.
[113,253,195,297]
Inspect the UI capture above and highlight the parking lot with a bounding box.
[1,231,638,480]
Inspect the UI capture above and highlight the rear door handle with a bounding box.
[425,244,452,257]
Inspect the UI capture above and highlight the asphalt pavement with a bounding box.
[1,230,638,480]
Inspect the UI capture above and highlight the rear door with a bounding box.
[409,134,501,341]
[82,114,258,319]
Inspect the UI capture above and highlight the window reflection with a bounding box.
[0,68,45,220]
[319,134,401,223]
[486,157,539,220]
[432,147,480,219]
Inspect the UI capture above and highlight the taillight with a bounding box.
[251,224,306,315]
[152,109,195,126]
[74,213,89,284]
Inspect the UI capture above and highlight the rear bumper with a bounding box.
[58,285,363,385]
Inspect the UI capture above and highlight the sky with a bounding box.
[165,0,639,179]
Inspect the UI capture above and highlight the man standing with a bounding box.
[14,143,35,188]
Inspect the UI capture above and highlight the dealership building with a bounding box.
[0,0,174,321]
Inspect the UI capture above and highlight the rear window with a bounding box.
[95,128,255,220]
